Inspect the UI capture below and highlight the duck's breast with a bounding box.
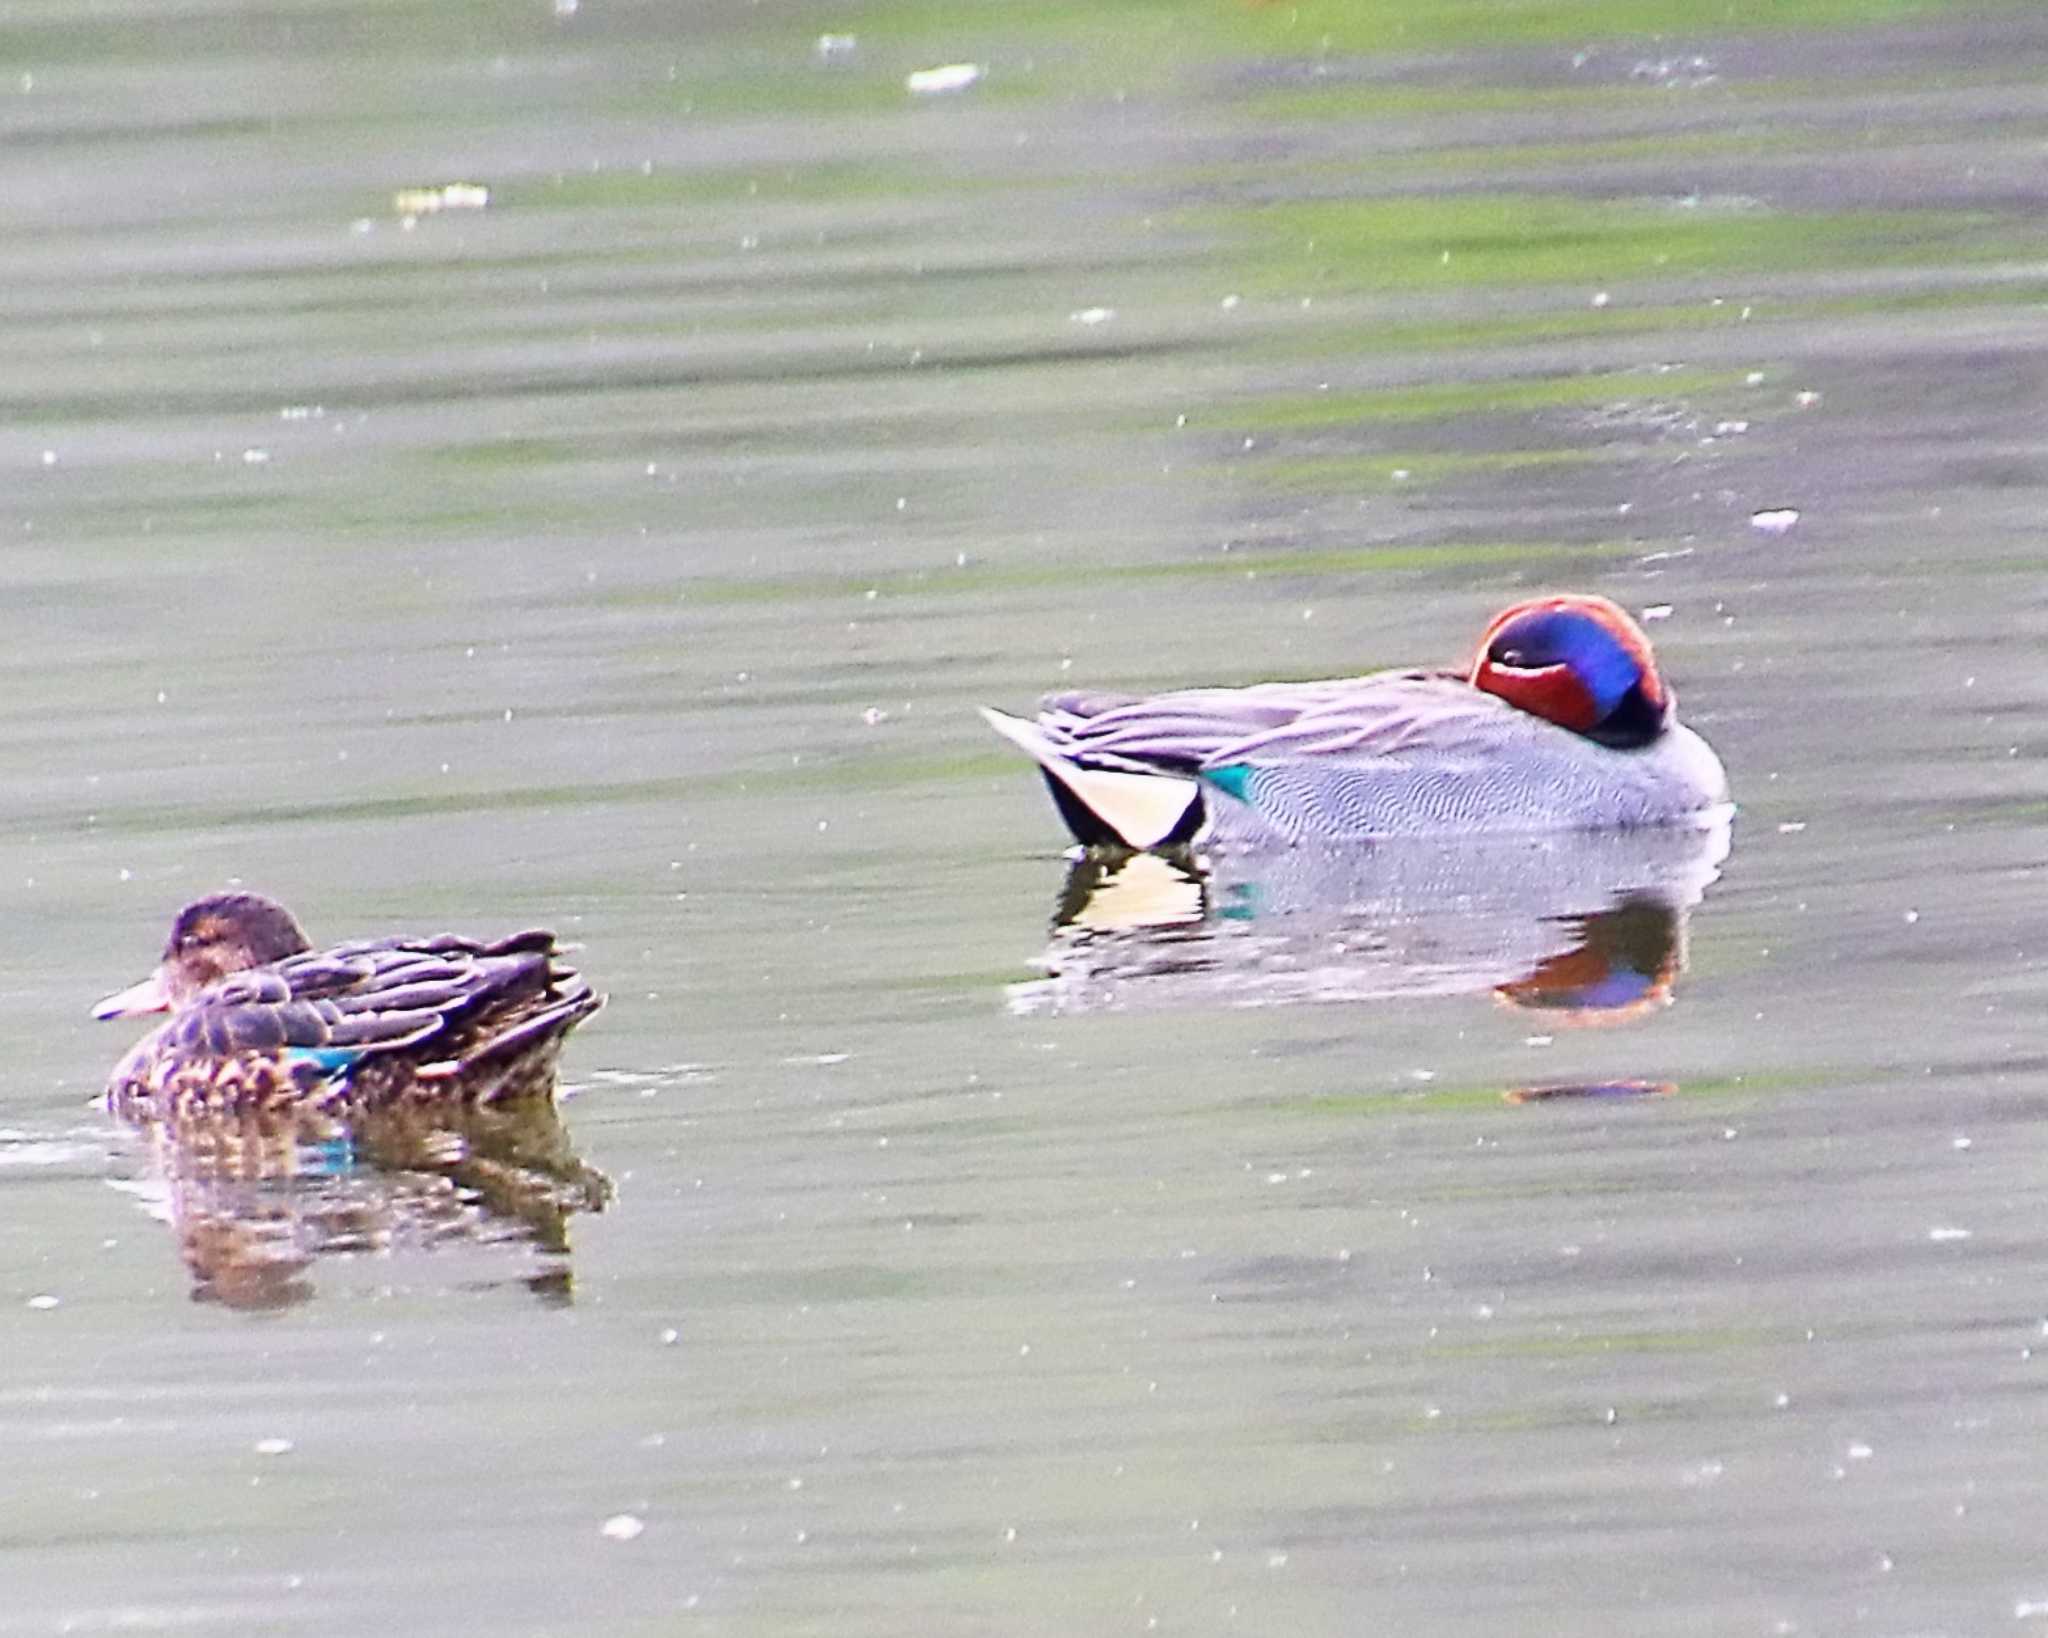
[1202,676,1727,842]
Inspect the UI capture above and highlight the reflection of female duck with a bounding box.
[94,893,603,1118]
[1008,817,1729,1019]
[984,596,1728,849]
[123,1099,613,1311]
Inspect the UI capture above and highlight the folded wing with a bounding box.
[157,932,597,1080]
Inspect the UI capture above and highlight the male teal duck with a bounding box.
[95,893,604,1119]
[981,594,1730,850]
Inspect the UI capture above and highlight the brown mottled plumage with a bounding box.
[95,893,605,1119]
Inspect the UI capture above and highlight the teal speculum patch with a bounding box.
[1201,763,1256,803]
[287,1046,363,1079]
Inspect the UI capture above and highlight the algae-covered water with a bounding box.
[4,1,2048,1632]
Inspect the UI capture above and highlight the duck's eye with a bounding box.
[1494,646,1528,668]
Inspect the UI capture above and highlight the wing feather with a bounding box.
[1203,675,1525,768]
[157,940,571,1068]
[1034,669,1487,772]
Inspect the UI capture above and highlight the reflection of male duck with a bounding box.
[1007,816,1730,1018]
[116,1099,612,1311]
[1494,893,1691,1025]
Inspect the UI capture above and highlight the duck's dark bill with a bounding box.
[91,972,171,1020]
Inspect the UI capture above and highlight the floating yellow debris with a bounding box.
[391,183,490,218]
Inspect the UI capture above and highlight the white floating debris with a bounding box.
[1220,293,1241,310]
[1641,604,1674,621]
[600,1514,645,1541]
[815,33,857,62]
[1846,1441,1874,1460]
[1069,307,1115,326]
[1795,390,1822,407]
[1928,1226,1971,1242]
[1590,291,1611,308]
[1777,821,1806,834]
[254,1437,294,1456]
[553,0,578,15]
[242,448,270,465]
[906,62,982,95]
[25,1293,58,1310]
[1749,508,1800,535]
[1713,420,1749,434]
[392,183,490,217]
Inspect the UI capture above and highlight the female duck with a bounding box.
[94,893,603,1118]
[981,594,1728,849]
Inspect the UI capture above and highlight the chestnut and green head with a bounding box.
[1469,595,1672,749]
